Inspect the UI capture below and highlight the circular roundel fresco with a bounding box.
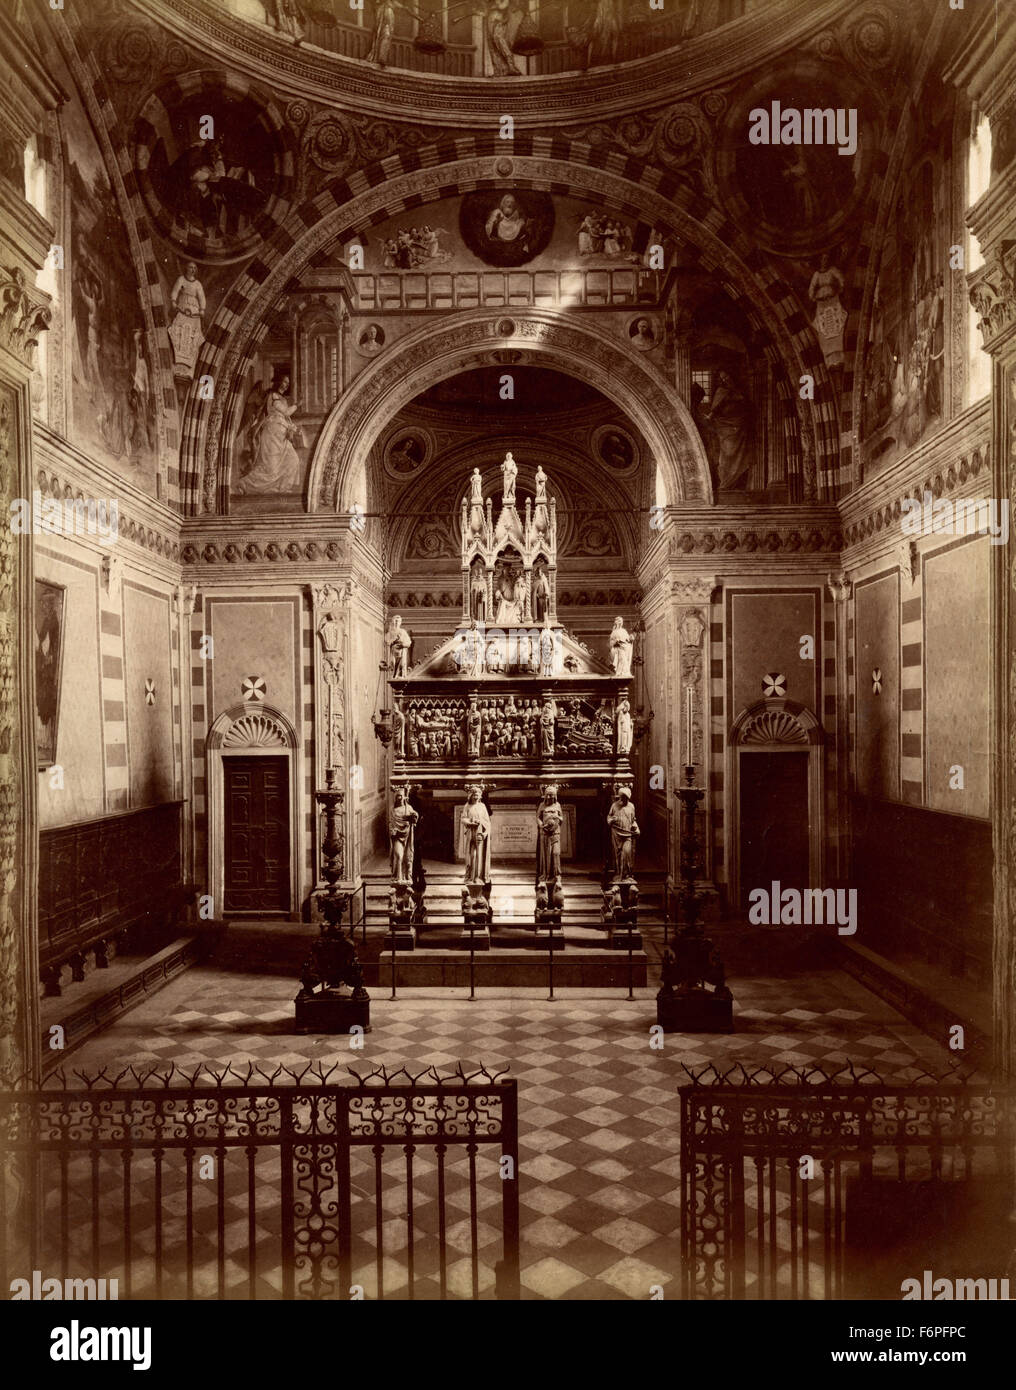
[459,189,555,268]
[591,423,640,474]
[133,75,293,262]
[716,61,875,258]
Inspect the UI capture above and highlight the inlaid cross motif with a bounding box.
[242,676,267,703]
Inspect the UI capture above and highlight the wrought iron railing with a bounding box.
[680,1064,1015,1300]
[1,1063,520,1301]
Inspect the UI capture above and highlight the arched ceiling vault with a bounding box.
[181,152,835,513]
[305,312,713,517]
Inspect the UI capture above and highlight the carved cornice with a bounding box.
[840,402,992,557]
[32,458,180,565]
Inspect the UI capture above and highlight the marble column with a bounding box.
[826,571,852,884]
[310,580,356,901]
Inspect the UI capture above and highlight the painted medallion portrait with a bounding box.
[459,189,555,267]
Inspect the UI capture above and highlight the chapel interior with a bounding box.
[1,0,1015,1302]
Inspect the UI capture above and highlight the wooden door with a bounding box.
[738,751,810,910]
[224,755,290,914]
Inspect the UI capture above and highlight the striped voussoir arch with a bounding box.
[56,7,184,504]
[178,129,841,512]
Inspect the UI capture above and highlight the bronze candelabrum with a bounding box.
[656,764,733,1032]
[295,769,371,1033]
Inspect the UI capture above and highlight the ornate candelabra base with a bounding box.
[656,766,733,1033]
[295,772,370,1034]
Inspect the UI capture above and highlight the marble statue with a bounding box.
[389,787,418,884]
[607,786,639,880]
[533,566,551,623]
[462,786,492,883]
[501,450,517,505]
[616,697,633,755]
[609,616,634,678]
[470,569,487,621]
[387,614,412,677]
[533,465,550,536]
[468,468,485,534]
[540,698,556,755]
[536,785,563,887]
[467,700,482,758]
[392,701,406,757]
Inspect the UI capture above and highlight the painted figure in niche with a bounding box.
[699,370,753,490]
[234,371,304,494]
[389,787,418,884]
[500,451,517,505]
[128,329,154,456]
[567,0,622,68]
[535,785,563,887]
[265,0,305,41]
[78,269,103,390]
[462,787,492,883]
[168,262,206,376]
[609,616,634,678]
[616,697,633,755]
[607,785,639,880]
[367,0,396,65]
[485,0,521,76]
[387,615,413,677]
[808,254,847,367]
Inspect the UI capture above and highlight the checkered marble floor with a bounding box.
[55,959,954,1300]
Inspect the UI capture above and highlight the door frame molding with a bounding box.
[726,697,824,910]
[207,703,300,917]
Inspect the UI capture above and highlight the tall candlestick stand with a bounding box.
[656,764,733,1032]
[295,769,371,1033]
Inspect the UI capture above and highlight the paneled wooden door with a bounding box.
[224,755,290,914]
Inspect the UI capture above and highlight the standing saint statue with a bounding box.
[467,701,482,758]
[468,467,485,534]
[392,700,406,757]
[609,616,634,678]
[607,785,639,881]
[485,0,521,76]
[500,451,518,505]
[533,465,550,536]
[540,698,556,755]
[461,786,492,883]
[533,567,551,624]
[389,787,418,885]
[387,614,412,677]
[535,785,563,888]
[616,697,633,755]
[367,0,396,66]
[470,569,487,621]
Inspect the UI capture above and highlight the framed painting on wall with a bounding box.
[35,578,65,769]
